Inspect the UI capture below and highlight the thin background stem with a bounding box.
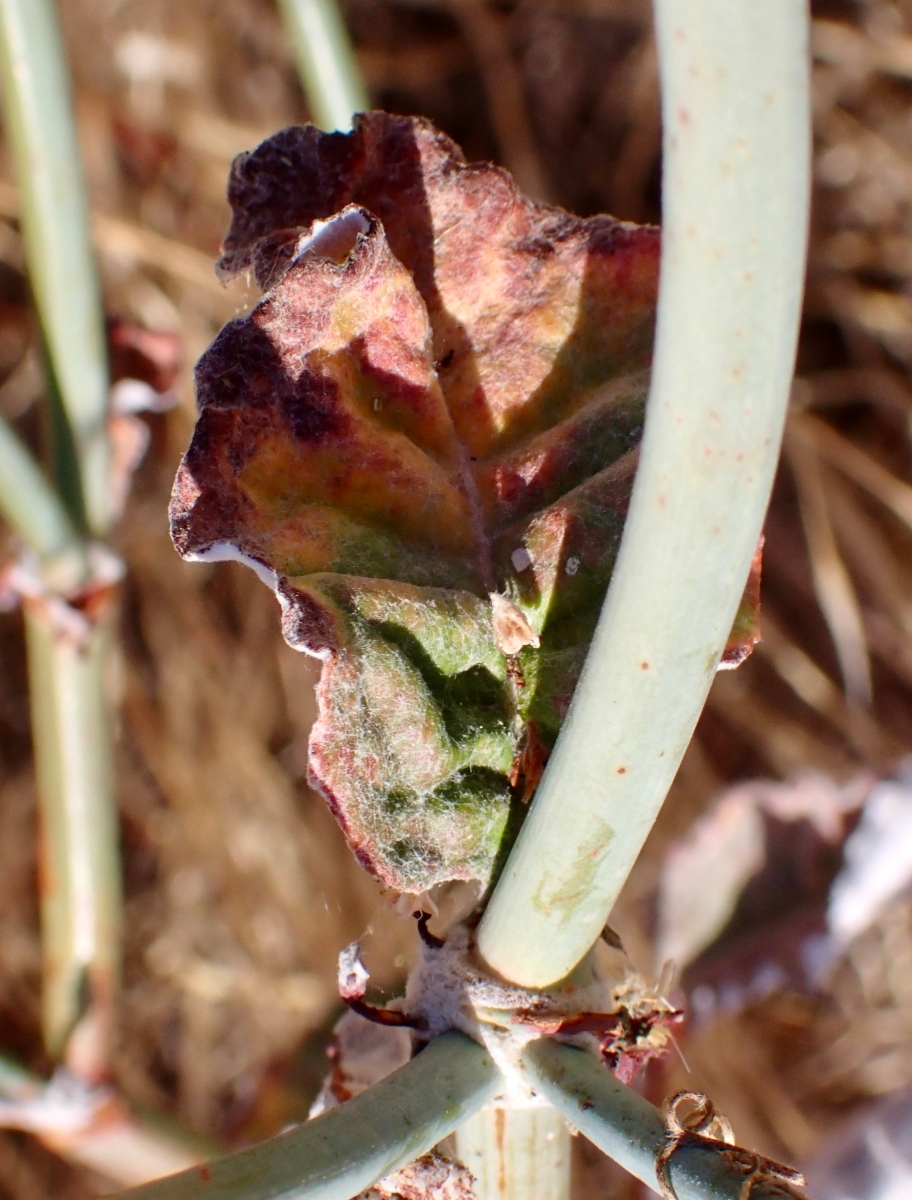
[0,0,111,537]
[0,412,85,582]
[25,604,121,1072]
[109,1033,501,1200]
[0,0,122,1075]
[277,0,369,131]
[478,0,812,988]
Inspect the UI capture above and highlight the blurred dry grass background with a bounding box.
[4,0,912,1194]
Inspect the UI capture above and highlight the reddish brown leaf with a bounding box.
[170,112,756,893]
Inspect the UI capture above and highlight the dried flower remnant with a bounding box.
[656,1093,808,1200]
[171,111,756,893]
[489,592,539,656]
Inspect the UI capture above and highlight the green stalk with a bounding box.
[25,600,120,1072]
[478,0,811,987]
[0,410,120,1071]
[277,0,369,131]
[0,0,110,537]
[0,1050,213,1185]
[523,1041,796,1200]
[0,412,114,1065]
[0,0,123,1076]
[0,1052,34,1096]
[0,412,86,587]
[109,1032,501,1200]
[455,1107,570,1200]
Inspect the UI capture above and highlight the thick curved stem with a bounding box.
[455,1107,570,1200]
[524,1041,796,1200]
[109,1033,501,1200]
[478,0,811,987]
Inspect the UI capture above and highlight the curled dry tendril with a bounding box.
[655,1092,808,1200]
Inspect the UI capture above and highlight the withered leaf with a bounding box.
[171,112,753,893]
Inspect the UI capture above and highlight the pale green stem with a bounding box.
[0,0,123,1075]
[25,602,121,1071]
[277,0,369,131]
[0,0,110,536]
[0,411,118,1072]
[456,1107,570,1200]
[0,411,87,587]
[109,1032,501,1200]
[478,0,811,987]
[0,1050,212,1185]
[523,1041,796,1200]
[0,1053,33,1096]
